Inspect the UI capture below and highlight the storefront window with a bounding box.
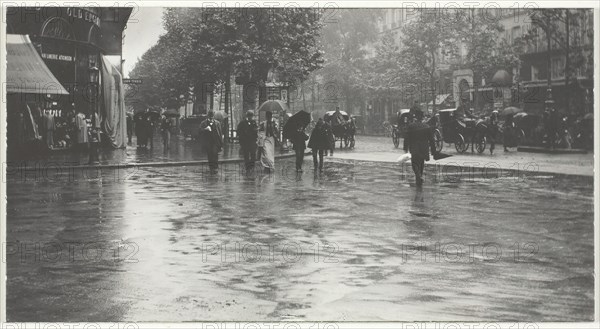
[41,17,74,40]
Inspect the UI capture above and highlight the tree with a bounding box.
[455,9,521,111]
[127,33,188,111]
[362,32,424,107]
[400,9,460,112]
[315,9,382,113]
[130,8,325,113]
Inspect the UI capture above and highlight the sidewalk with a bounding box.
[330,135,594,177]
[6,135,296,170]
[6,135,594,176]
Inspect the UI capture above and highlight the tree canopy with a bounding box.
[127,8,324,112]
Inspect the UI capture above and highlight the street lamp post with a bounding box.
[88,64,101,164]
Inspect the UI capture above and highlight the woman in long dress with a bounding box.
[258,110,279,172]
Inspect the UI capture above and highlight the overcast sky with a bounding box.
[122,7,165,77]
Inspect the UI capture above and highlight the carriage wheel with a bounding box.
[454,134,468,153]
[475,135,487,154]
[433,129,443,153]
[392,130,400,148]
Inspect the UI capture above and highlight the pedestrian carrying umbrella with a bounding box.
[258,100,289,114]
[502,106,523,116]
[282,110,311,139]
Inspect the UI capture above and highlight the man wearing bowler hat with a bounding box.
[237,110,259,171]
[200,110,224,173]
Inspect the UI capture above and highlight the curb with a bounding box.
[325,157,593,179]
[9,152,307,172]
[9,151,592,179]
[517,146,589,154]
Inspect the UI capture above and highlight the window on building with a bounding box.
[551,57,565,79]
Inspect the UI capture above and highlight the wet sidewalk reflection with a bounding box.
[6,159,594,321]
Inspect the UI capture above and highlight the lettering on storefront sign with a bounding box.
[123,79,143,85]
[42,53,74,62]
[66,8,101,28]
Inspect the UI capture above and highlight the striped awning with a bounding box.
[6,34,69,95]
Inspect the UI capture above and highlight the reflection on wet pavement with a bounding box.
[6,159,594,321]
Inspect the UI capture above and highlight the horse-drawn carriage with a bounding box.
[324,110,356,149]
[434,108,488,153]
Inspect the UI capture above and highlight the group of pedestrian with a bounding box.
[135,109,155,149]
[235,109,281,173]
[232,109,336,174]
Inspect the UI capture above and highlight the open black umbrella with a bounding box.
[133,111,145,121]
[283,110,311,139]
[144,111,161,121]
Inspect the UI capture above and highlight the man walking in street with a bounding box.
[200,110,223,173]
[308,118,329,171]
[290,125,309,172]
[237,110,259,171]
[160,115,172,150]
[404,100,421,151]
[404,106,437,187]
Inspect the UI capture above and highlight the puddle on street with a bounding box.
[6,159,594,321]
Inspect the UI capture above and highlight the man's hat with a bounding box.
[246,110,254,116]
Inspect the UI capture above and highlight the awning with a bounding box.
[428,93,451,105]
[6,34,69,95]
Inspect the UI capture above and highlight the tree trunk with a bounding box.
[311,77,316,112]
[242,64,269,113]
[224,74,231,142]
[565,10,570,114]
[430,50,437,114]
[243,83,259,113]
[546,24,552,100]
[301,82,307,112]
[472,72,480,112]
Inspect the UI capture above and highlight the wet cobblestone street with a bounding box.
[6,158,594,321]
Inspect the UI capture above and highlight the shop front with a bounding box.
[6,7,132,154]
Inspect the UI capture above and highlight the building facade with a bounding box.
[7,7,132,115]
[6,7,132,154]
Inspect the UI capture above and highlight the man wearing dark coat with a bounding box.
[308,118,329,171]
[404,108,437,186]
[200,110,223,173]
[237,110,259,171]
[290,126,309,172]
[404,100,422,151]
[126,114,133,144]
